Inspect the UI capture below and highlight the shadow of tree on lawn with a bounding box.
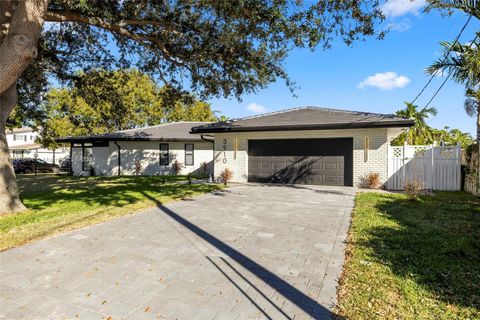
[362,192,480,311]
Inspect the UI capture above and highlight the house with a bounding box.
[7,127,69,164]
[56,122,214,176]
[191,107,414,187]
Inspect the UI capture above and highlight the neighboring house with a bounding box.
[191,107,414,187]
[7,127,69,164]
[56,122,214,176]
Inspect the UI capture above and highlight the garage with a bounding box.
[248,138,353,186]
[190,106,414,187]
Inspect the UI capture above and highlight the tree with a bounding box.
[392,102,438,145]
[0,0,386,213]
[446,128,474,149]
[38,69,164,148]
[426,38,480,145]
[166,101,217,123]
[38,69,218,148]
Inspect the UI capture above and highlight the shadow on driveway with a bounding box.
[142,191,344,319]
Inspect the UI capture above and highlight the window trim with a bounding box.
[185,143,194,166]
[82,143,93,171]
[159,143,169,166]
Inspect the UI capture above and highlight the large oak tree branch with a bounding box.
[0,0,48,96]
[45,10,187,68]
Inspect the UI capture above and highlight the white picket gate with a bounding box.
[387,144,462,191]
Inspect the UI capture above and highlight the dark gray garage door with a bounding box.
[248,138,353,186]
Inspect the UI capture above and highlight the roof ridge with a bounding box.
[231,106,403,122]
[231,106,316,122]
[117,121,211,133]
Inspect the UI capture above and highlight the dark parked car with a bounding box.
[13,158,60,174]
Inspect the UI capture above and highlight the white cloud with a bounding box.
[388,20,411,32]
[358,72,410,90]
[381,0,426,18]
[247,103,267,113]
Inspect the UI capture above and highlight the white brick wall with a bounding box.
[72,141,214,176]
[213,128,401,186]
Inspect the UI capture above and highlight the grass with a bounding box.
[0,174,223,251]
[336,191,480,319]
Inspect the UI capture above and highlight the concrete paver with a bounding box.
[0,184,355,319]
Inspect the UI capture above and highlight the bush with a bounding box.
[171,159,183,175]
[219,168,233,186]
[200,161,209,174]
[404,178,423,198]
[134,160,142,175]
[359,172,381,189]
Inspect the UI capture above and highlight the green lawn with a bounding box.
[336,191,480,319]
[0,175,223,251]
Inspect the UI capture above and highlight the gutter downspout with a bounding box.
[114,141,121,176]
[200,135,214,143]
[200,135,215,181]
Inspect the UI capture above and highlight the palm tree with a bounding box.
[392,102,438,145]
[426,35,480,145]
[464,89,480,144]
[447,128,474,149]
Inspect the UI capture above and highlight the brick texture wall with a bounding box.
[213,128,395,186]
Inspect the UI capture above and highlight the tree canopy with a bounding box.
[392,102,473,148]
[37,69,218,148]
[5,0,388,128]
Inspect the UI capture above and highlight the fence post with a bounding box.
[457,143,462,190]
[432,141,436,190]
[403,142,407,188]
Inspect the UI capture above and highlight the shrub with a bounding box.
[171,159,183,175]
[134,160,142,175]
[359,172,381,189]
[404,178,423,199]
[219,168,233,186]
[200,161,209,174]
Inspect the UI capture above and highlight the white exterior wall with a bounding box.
[7,128,69,164]
[213,128,403,186]
[72,141,213,176]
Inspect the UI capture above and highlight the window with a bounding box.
[159,143,169,166]
[13,134,26,142]
[82,143,93,171]
[185,144,194,166]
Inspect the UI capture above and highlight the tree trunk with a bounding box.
[0,85,26,214]
[0,0,48,214]
[477,105,480,146]
[0,0,48,95]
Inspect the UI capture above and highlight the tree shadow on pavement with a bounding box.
[142,191,345,320]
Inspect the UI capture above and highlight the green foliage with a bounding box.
[392,102,474,147]
[167,100,217,122]
[392,102,438,145]
[425,5,479,143]
[37,69,217,148]
[11,1,386,127]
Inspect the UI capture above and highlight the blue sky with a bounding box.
[208,1,479,136]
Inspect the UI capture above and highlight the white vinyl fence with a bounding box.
[387,144,461,191]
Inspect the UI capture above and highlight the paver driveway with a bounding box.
[0,184,355,320]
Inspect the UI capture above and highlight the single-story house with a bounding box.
[56,122,214,176]
[191,107,414,187]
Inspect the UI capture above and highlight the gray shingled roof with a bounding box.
[191,107,413,133]
[56,122,211,143]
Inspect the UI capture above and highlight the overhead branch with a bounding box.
[45,10,189,68]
